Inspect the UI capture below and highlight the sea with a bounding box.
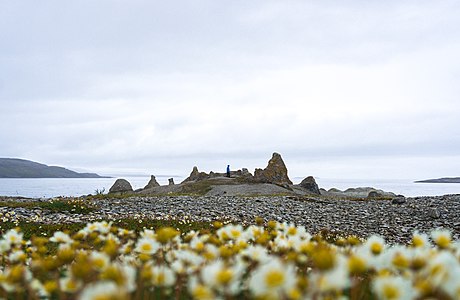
[0,176,459,198]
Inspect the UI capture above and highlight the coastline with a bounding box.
[1,194,459,245]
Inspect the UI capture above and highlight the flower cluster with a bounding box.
[1,220,459,299]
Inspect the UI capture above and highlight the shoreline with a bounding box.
[1,194,459,244]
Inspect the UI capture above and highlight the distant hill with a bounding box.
[415,177,460,183]
[0,158,108,178]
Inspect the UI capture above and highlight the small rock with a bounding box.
[428,208,441,219]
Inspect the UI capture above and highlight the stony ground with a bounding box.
[1,194,459,244]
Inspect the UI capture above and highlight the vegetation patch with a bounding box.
[0,217,456,299]
[0,198,97,214]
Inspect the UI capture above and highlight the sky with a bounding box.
[1,0,460,181]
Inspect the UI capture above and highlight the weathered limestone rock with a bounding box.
[299,176,321,194]
[109,179,133,193]
[168,178,175,185]
[253,152,293,185]
[181,166,210,183]
[144,175,160,189]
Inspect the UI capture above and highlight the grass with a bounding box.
[0,217,222,240]
[0,198,97,214]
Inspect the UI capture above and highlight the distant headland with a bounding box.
[0,158,108,178]
[415,177,460,183]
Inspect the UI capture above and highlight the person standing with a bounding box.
[226,165,230,178]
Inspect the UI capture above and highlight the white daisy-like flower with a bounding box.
[241,245,270,263]
[372,275,416,300]
[8,249,26,263]
[217,224,244,241]
[249,258,297,298]
[90,251,111,271]
[49,231,73,244]
[411,231,431,248]
[78,281,126,300]
[431,228,452,249]
[188,276,215,300]
[0,239,11,254]
[134,237,160,255]
[201,260,243,295]
[151,265,176,287]
[363,235,386,256]
[60,276,82,293]
[3,229,23,246]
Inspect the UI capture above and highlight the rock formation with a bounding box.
[253,152,292,185]
[144,175,160,189]
[181,166,210,183]
[168,178,175,185]
[109,179,133,194]
[299,176,321,194]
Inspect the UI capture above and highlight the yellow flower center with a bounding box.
[216,269,233,285]
[382,284,399,299]
[265,270,285,288]
[435,235,451,249]
[370,242,383,255]
[287,227,297,236]
[193,285,213,300]
[141,243,153,253]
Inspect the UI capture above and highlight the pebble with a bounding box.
[1,194,460,244]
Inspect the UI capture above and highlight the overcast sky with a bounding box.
[1,0,459,181]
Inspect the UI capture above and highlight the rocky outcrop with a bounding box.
[181,166,210,183]
[144,175,160,189]
[253,153,292,186]
[168,178,175,185]
[109,179,133,194]
[299,176,321,194]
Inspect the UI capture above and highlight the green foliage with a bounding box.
[0,198,97,214]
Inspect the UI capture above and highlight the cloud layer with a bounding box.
[1,1,459,180]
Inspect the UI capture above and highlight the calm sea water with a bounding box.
[0,177,459,198]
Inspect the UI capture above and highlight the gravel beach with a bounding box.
[1,194,460,244]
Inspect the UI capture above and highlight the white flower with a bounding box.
[151,265,176,287]
[241,245,270,263]
[90,251,110,271]
[201,260,243,295]
[49,231,73,244]
[188,276,215,300]
[60,276,82,293]
[249,258,297,298]
[78,281,126,300]
[431,228,452,248]
[134,237,160,255]
[313,256,350,293]
[3,229,23,246]
[8,249,26,263]
[411,231,431,248]
[363,235,386,256]
[372,275,416,300]
[0,239,11,254]
[217,224,244,241]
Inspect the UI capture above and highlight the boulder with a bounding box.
[299,176,321,194]
[144,175,160,189]
[392,196,406,204]
[368,191,383,198]
[168,178,175,185]
[253,153,293,185]
[181,166,209,183]
[109,179,133,194]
